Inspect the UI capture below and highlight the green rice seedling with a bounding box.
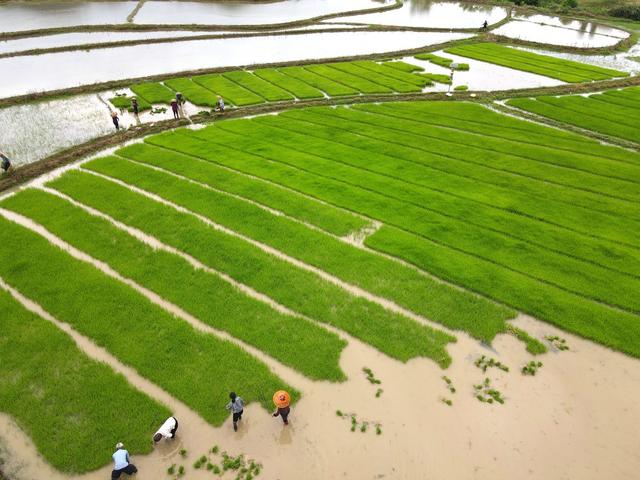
[222,70,294,102]
[375,388,383,398]
[178,465,185,476]
[522,361,543,376]
[415,53,469,70]
[336,410,344,417]
[545,335,570,351]
[381,60,424,72]
[363,367,381,384]
[206,462,215,471]
[305,63,392,94]
[454,85,469,91]
[150,106,167,115]
[376,424,383,435]
[130,82,175,104]
[0,217,296,425]
[506,325,547,355]
[253,68,324,99]
[446,44,625,82]
[221,452,244,471]
[279,66,358,96]
[421,73,451,85]
[116,143,367,236]
[164,77,218,107]
[167,464,176,475]
[212,464,221,474]
[211,445,219,454]
[194,456,205,469]
[0,289,170,473]
[193,74,264,106]
[180,449,187,458]
[441,398,453,406]
[474,377,505,405]
[442,376,456,394]
[2,188,347,382]
[326,61,420,93]
[109,94,151,112]
[48,169,454,367]
[360,422,369,433]
[474,355,509,373]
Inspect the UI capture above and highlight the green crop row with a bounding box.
[0,216,295,426]
[135,110,640,357]
[48,169,455,367]
[253,68,325,99]
[2,188,348,382]
[0,288,170,473]
[109,93,151,112]
[193,74,264,106]
[164,77,219,107]
[93,149,515,344]
[507,90,640,144]
[222,70,294,102]
[130,82,176,104]
[117,143,366,236]
[326,62,422,93]
[381,60,425,73]
[445,44,627,82]
[200,118,640,315]
[414,53,469,70]
[421,73,451,84]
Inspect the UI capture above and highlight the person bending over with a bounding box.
[153,416,178,443]
[111,442,137,479]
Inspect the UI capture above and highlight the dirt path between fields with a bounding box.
[1,309,639,480]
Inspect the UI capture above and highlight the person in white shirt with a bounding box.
[111,442,137,479]
[153,416,179,443]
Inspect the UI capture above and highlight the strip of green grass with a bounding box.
[222,71,294,102]
[109,94,151,112]
[351,60,430,87]
[164,78,218,107]
[366,225,640,359]
[130,82,175,104]
[1,189,347,382]
[0,288,170,473]
[326,62,421,93]
[382,60,424,72]
[192,74,264,106]
[261,109,640,272]
[116,142,367,236]
[507,96,640,144]
[292,105,640,247]
[146,126,640,359]
[414,53,469,70]
[304,64,393,94]
[279,66,358,96]
[0,216,294,425]
[49,170,455,368]
[445,44,627,82]
[86,153,514,344]
[253,68,324,99]
[206,119,640,314]
[590,91,640,110]
[421,73,451,84]
[535,95,640,130]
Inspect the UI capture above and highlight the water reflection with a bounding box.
[0,31,471,99]
[338,1,508,28]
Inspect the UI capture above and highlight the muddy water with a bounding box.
[402,51,563,92]
[0,31,471,99]
[338,0,508,28]
[1,306,639,479]
[0,1,135,34]
[513,13,630,39]
[134,0,386,26]
[493,20,625,48]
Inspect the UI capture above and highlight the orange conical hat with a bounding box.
[273,390,290,408]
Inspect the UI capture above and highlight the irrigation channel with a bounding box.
[1,1,640,479]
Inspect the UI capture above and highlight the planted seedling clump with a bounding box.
[546,335,570,351]
[363,367,381,385]
[474,355,509,373]
[522,361,543,376]
[337,411,383,435]
[474,377,506,405]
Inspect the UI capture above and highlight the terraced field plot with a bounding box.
[507,86,640,144]
[446,43,628,82]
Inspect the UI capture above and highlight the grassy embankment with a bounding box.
[0,289,170,473]
[47,169,456,368]
[507,86,640,143]
[1,189,349,382]
[445,43,628,82]
[135,102,640,358]
[0,217,296,426]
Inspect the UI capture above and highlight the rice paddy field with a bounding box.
[1,1,640,480]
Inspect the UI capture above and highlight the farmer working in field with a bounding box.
[153,416,179,443]
[215,95,225,112]
[0,150,12,174]
[111,442,137,479]
[111,111,120,131]
[272,390,291,426]
[226,391,244,432]
[171,99,179,120]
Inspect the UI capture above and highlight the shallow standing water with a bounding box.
[0,30,471,99]
[337,0,508,28]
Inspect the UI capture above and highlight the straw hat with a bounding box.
[273,390,290,408]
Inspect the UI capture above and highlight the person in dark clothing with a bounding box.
[111,443,137,479]
[0,151,12,174]
[176,92,185,105]
[226,392,244,432]
[215,96,225,112]
[111,111,120,130]
[481,20,488,30]
[171,100,179,119]
[131,97,139,116]
[273,405,290,425]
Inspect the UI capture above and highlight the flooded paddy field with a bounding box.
[1,1,639,480]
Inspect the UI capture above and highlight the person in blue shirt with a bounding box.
[225,391,244,432]
[111,442,137,479]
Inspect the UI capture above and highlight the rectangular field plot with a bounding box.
[193,74,265,106]
[222,70,294,102]
[445,43,628,82]
[130,82,175,104]
[164,77,218,106]
[0,288,170,473]
[507,87,640,144]
[253,68,325,99]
